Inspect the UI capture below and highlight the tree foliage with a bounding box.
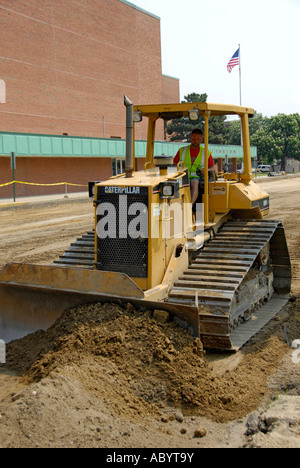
[166,92,229,144]
[250,113,300,168]
[165,93,207,141]
[165,91,300,167]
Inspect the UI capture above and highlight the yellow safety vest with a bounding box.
[179,145,208,179]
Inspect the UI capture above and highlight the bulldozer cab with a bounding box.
[131,101,256,226]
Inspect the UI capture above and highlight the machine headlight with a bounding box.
[162,185,174,197]
[189,108,200,121]
[133,111,143,122]
[159,181,180,199]
[88,181,101,199]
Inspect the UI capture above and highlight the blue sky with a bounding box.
[132,0,300,117]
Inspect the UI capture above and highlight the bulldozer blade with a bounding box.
[0,263,144,343]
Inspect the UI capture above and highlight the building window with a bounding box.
[112,158,126,176]
[0,79,6,103]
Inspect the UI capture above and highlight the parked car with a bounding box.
[257,165,271,173]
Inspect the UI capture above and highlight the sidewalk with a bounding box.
[0,191,89,209]
[254,173,300,183]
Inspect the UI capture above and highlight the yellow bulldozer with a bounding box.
[0,98,291,351]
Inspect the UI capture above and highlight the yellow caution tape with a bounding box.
[0,180,88,188]
[0,182,15,187]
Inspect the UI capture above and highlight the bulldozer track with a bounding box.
[52,220,291,351]
[168,219,291,350]
[53,231,95,269]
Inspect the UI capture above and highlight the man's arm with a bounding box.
[208,155,217,172]
[201,155,216,174]
[173,151,180,166]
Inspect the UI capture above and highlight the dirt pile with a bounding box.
[5,301,300,422]
[1,297,300,448]
[6,303,214,415]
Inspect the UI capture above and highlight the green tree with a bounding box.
[167,94,300,170]
[228,112,266,146]
[228,112,300,169]
[227,119,241,145]
[183,92,208,103]
[166,92,229,144]
[251,113,300,169]
[249,112,266,134]
[165,93,207,141]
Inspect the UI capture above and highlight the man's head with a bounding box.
[191,128,203,147]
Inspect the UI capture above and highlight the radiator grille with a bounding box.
[96,192,148,278]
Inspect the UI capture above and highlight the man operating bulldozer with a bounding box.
[173,128,216,205]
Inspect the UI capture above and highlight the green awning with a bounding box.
[0,132,257,159]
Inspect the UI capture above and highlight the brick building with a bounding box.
[0,0,180,140]
[0,0,181,198]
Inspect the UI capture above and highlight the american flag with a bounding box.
[227,48,240,73]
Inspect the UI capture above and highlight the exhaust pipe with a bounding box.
[124,95,134,178]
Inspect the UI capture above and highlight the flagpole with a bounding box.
[239,44,242,106]
[238,44,243,147]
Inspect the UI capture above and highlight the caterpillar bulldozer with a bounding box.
[0,98,291,350]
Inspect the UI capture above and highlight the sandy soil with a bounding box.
[0,178,300,449]
[0,198,93,269]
